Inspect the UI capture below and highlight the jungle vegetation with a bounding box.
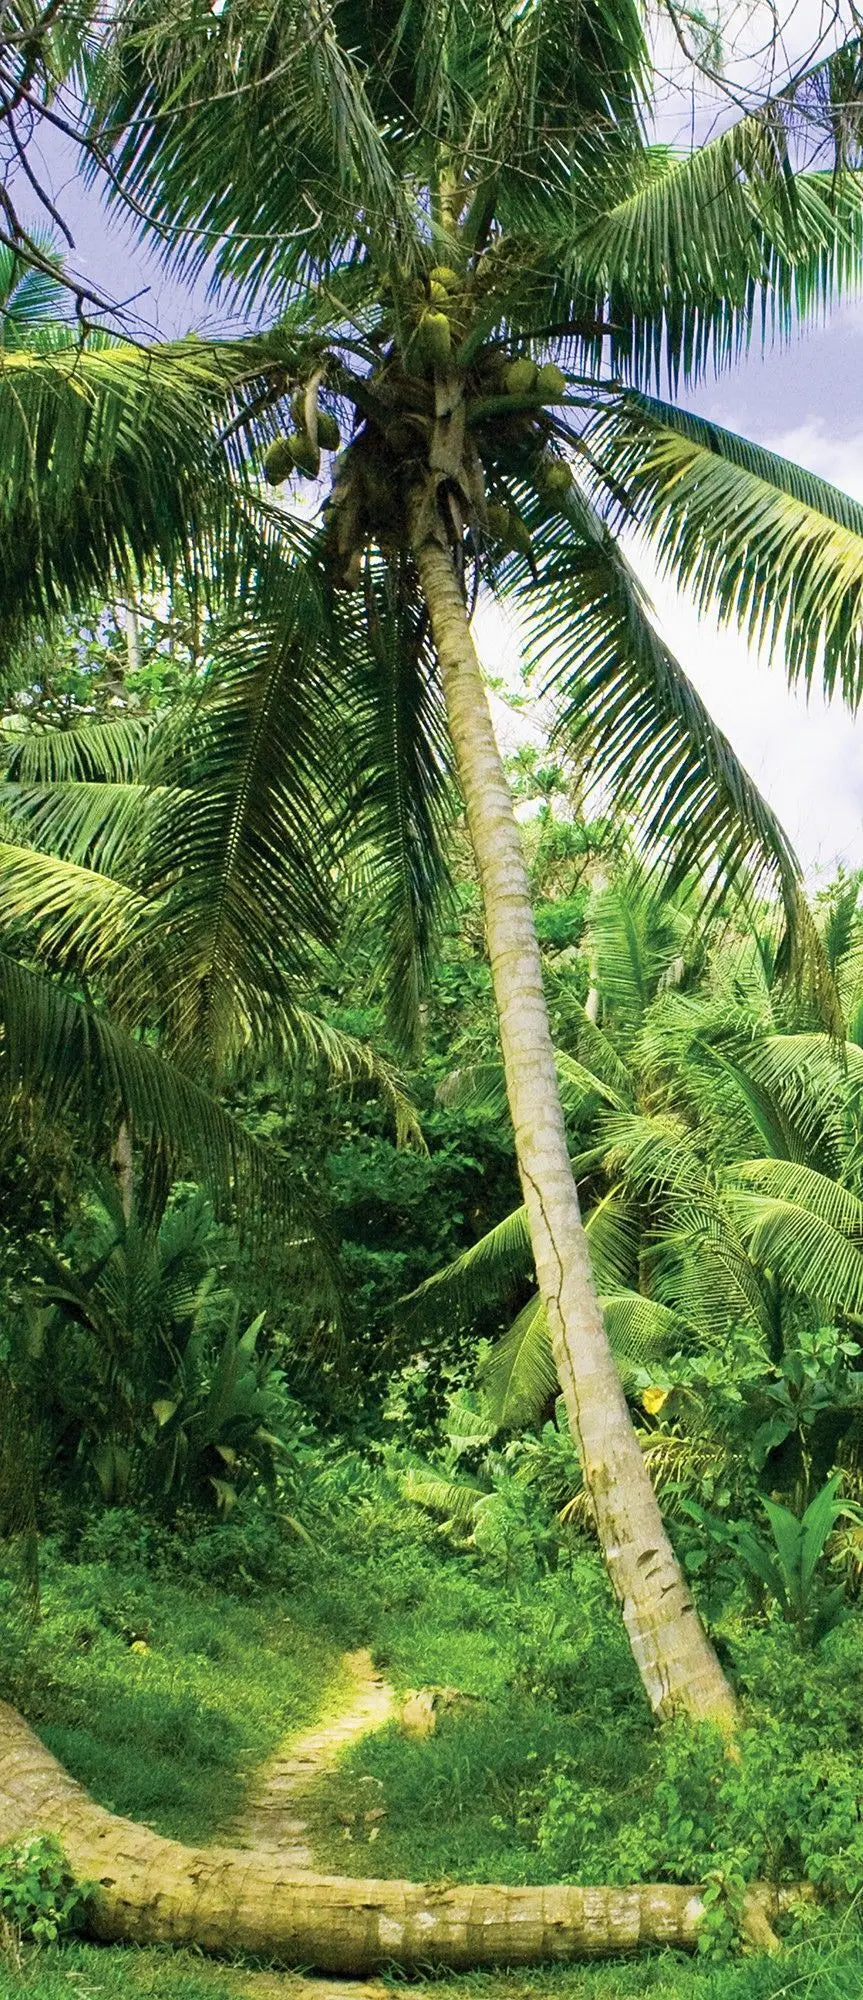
[3,1,863,1992]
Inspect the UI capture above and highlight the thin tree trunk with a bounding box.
[124,603,141,679]
[0,1701,788,1967]
[110,1119,134,1224]
[410,520,737,1730]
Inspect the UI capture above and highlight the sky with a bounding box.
[8,1,863,882]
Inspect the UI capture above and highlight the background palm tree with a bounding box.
[5,3,863,1719]
[419,871,863,1532]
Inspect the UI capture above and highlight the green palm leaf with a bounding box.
[0,843,163,1011]
[340,560,455,1054]
[0,953,320,1240]
[590,393,863,703]
[480,1294,559,1431]
[510,481,833,1016]
[405,1144,607,1327]
[726,1190,863,1315]
[481,1284,686,1431]
[0,334,300,629]
[90,0,414,305]
[2,781,166,877]
[401,1465,487,1527]
[2,716,153,784]
[568,100,863,383]
[731,1159,863,1241]
[132,575,344,1066]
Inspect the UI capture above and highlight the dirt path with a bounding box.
[232,1647,396,1867]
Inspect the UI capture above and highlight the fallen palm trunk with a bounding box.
[0,1702,794,1971]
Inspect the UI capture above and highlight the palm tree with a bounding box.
[7,7,863,1722]
[420,873,863,1524]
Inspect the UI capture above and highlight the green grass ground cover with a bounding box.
[3,1933,863,2000]
[0,1537,346,1842]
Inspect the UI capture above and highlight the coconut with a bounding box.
[504,357,539,396]
[287,431,321,478]
[316,409,341,451]
[537,457,573,500]
[506,510,533,556]
[421,310,452,367]
[536,362,567,398]
[486,502,511,544]
[428,280,451,306]
[262,437,295,486]
[429,264,460,290]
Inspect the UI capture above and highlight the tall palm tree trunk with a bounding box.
[410,519,737,1730]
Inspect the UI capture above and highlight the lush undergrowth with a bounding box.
[6,1494,863,1995]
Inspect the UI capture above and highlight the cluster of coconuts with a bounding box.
[411,264,465,369]
[473,353,574,551]
[262,385,341,487]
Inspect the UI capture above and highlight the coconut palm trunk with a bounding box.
[410,511,736,1729]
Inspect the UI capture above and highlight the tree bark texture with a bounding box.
[410,521,737,1730]
[0,1700,787,1969]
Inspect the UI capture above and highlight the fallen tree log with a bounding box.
[0,1701,796,1971]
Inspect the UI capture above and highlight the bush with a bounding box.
[0,1837,89,1946]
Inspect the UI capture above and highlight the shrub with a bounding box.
[0,1836,90,1945]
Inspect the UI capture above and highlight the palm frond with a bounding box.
[89,0,415,308]
[407,1202,533,1323]
[730,1158,863,1242]
[0,952,323,1242]
[716,1033,853,1179]
[726,1189,863,1315]
[133,567,344,1067]
[583,1186,640,1289]
[401,1464,486,1527]
[590,393,863,704]
[510,480,829,1013]
[2,716,152,783]
[2,781,166,877]
[0,842,161,1002]
[480,1293,558,1430]
[0,334,303,631]
[406,1145,607,1329]
[341,559,455,1055]
[480,1280,683,1433]
[436,1063,508,1117]
[695,1038,818,1165]
[565,46,863,385]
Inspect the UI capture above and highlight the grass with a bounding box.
[301,1551,655,1885]
[3,1931,863,1999]
[0,1545,347,1841]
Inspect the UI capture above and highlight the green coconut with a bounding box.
[536,361,567,398]
[428,280,451,306]
[420,309,452,367]
[504,357,538,396]
[485,502,511,544]
[429,264,460,290]
[262,437,295,486]
[287,431,321,478]
[507,510,533,556]
[538,457,573,499]
[316,408,341,451]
